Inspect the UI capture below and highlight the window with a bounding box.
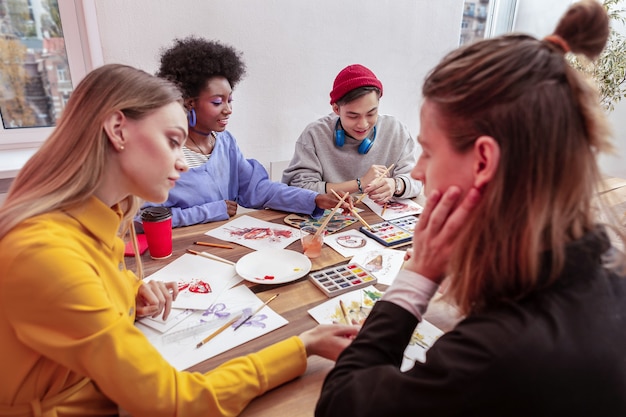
[460,0,518,46]
[2,0,68,128]
[0,0,101,177]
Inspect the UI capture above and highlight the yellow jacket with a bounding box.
[0,197,307,417]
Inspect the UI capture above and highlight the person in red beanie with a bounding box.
[282,64,422,203]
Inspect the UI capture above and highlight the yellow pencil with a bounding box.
[233,294,280,330]
[196,313,244,348]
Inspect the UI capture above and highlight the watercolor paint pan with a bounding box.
[309,262,377,298]
[388,215,419,234]
[359,216,418,248]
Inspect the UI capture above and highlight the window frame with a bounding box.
[0,0,101,177]
[484,0,518,38]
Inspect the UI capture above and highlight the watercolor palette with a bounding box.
[359,215,419,247]
[309,263,378,297]
[389,215,419,234]
[284,212,357,234]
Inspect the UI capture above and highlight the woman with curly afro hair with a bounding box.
[141,36,350,227]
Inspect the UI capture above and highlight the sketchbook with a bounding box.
[308,287,444,370]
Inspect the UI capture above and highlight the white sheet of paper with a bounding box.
[362,195,423,220]
[144,253,242,310]
[204,215,300,250]
[323,229,384,258]
[138,308,194,333]
[137,285,288,371]
[308,287,443,370]
[350,248,406,285]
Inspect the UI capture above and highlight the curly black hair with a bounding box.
[156,36,247,99]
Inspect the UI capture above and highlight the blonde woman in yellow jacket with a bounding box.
[0,64,357,417]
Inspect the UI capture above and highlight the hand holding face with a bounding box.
[299,324,360,361]
[136,280,178,320]
[404,186,481,284]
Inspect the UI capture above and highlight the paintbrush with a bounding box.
[313,192,350,239]
[330,189,372,230]
[339,299,351,325]
[194,241,234,249]
[355,163,396,205]
[187,249,236,266]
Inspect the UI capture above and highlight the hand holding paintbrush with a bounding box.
[355,163,395,205]
[331,189,372,230]
[313,191,350,239]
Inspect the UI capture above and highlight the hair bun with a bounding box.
[553,0,609,60]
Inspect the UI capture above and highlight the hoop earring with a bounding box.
[187,108,197,127]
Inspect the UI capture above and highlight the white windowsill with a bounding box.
[0,148,38,179]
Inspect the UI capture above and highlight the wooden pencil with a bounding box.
[194,241,234,249]
[196,313,244,348]
[233,294,280,331]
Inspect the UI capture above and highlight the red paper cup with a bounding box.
[141,207,173,259]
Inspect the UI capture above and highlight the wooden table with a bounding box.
[126,208,365,278]
[121,178,626,416]
[121,201,458,417]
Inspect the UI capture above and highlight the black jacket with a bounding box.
[316,229,626,416]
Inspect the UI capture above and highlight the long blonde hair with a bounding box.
[0,64,183,257]
[423,0,622,314]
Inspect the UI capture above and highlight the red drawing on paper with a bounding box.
[178,279,212,294]
[227,227,293,242]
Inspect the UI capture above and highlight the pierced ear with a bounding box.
[103,110,126,152]
[184,98,194,111]
[473,135,500,190]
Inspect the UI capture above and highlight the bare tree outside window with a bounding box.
[0,0,73,129]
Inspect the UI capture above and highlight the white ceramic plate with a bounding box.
[236,249,312,284]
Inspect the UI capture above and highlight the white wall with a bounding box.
[514,0,626,179]
[91,0,625,179]
[92,0,463,170]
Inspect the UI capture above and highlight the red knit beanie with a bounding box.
[329,64,383,104]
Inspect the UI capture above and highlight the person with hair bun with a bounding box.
[0,63,358,416]
[143,36,350,228]
[317,1,626,415]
